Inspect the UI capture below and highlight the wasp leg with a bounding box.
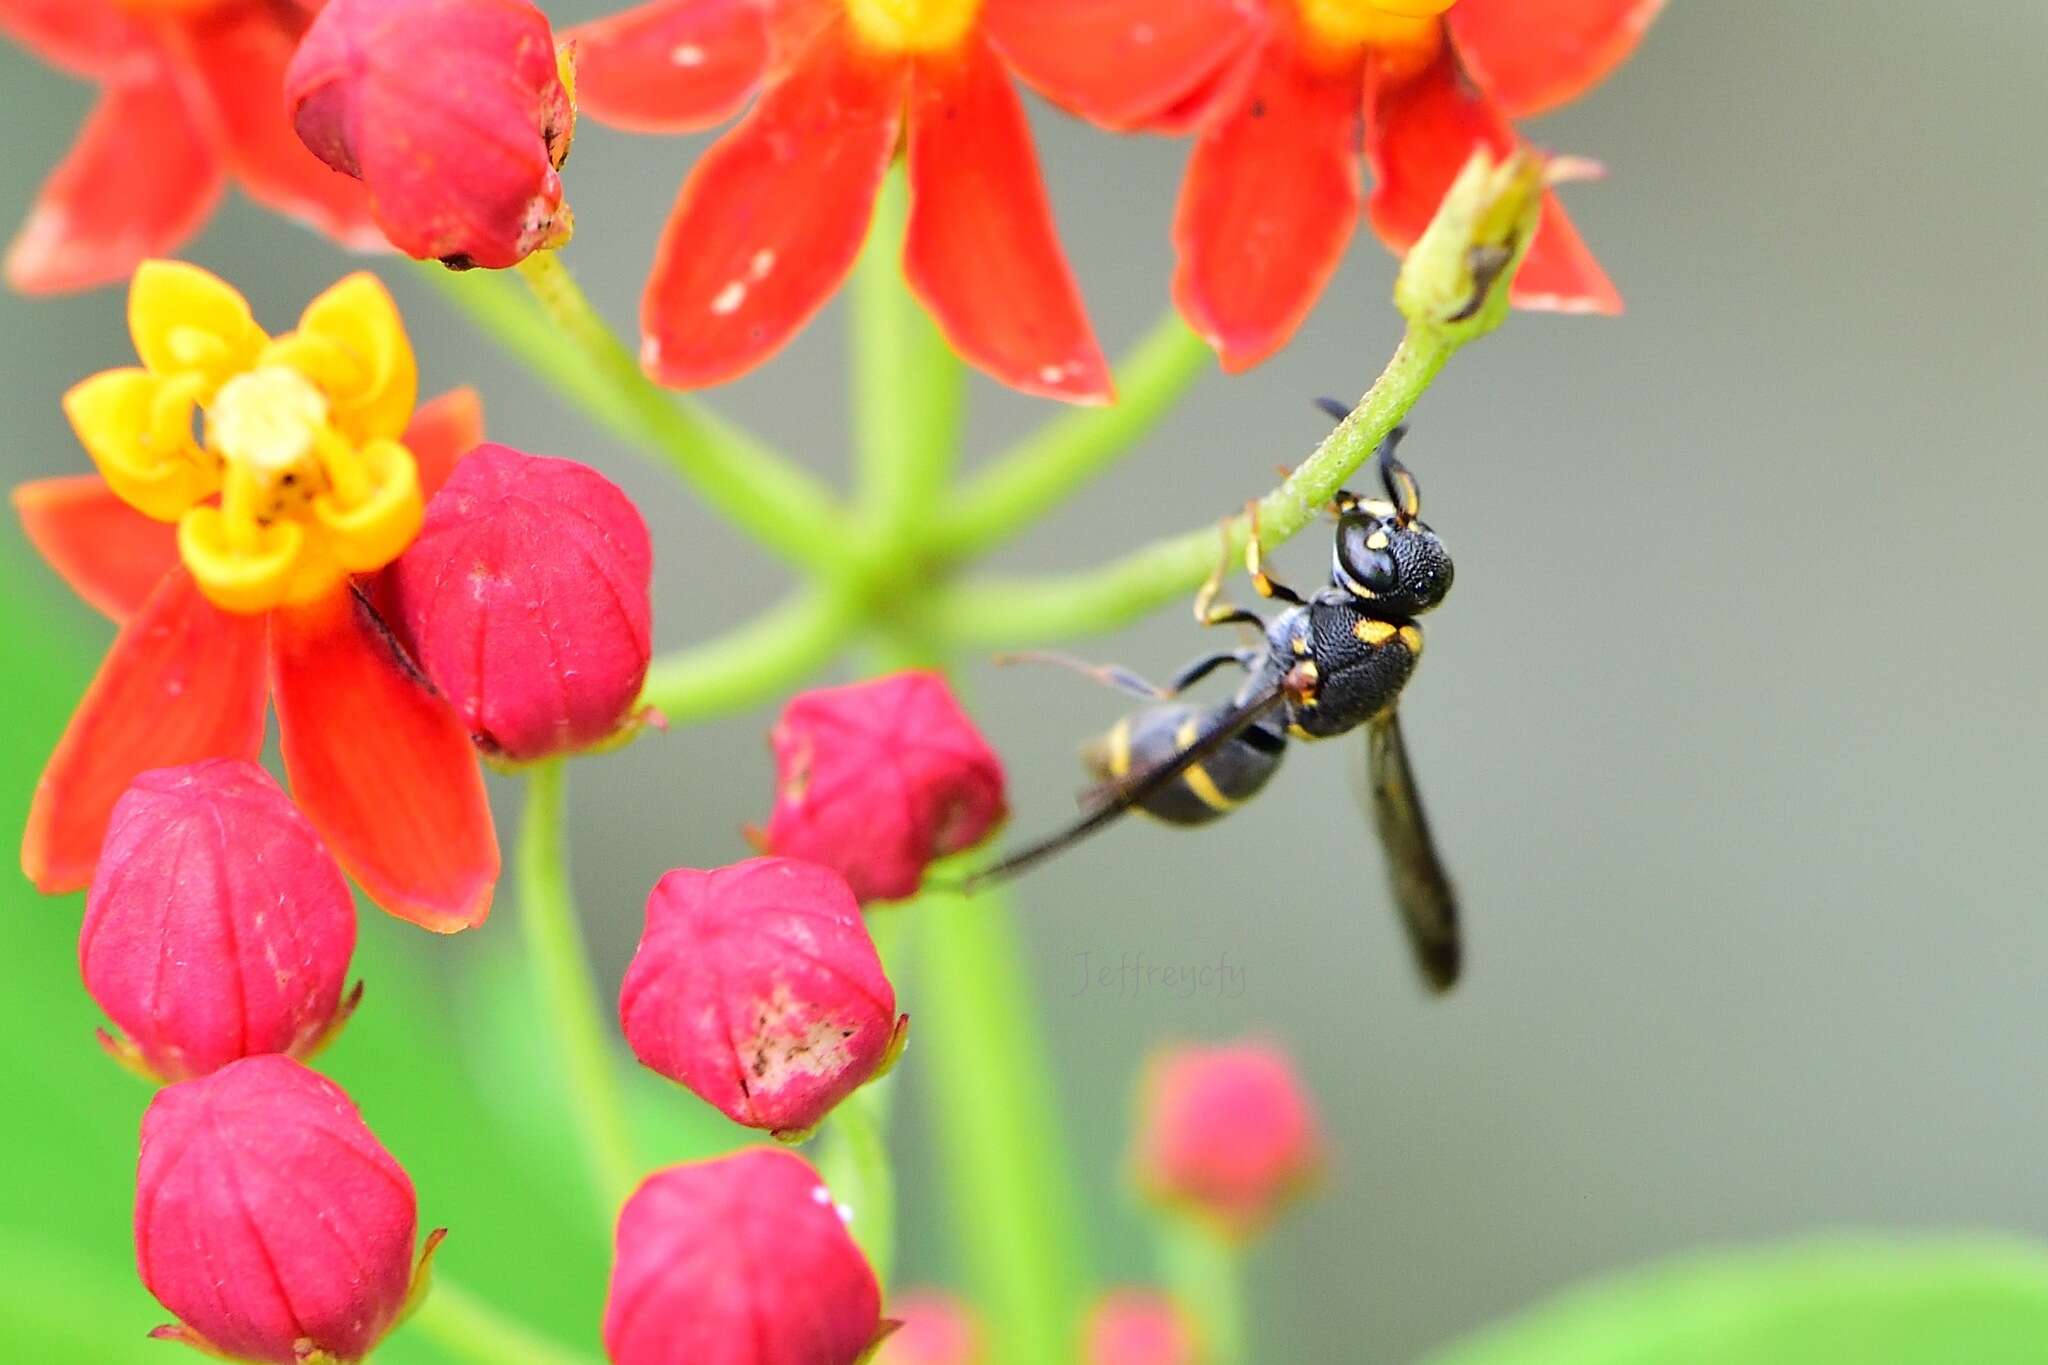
[1194,519,1265,632]
[995,651,1168,701]
[999,647,1256,701]
[1245,501,1307,606]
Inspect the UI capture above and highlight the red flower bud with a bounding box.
[386,444,653,762]
[1082,1290,1204,1365]
[875,1290,984,1365]
[285,0,575,269]
[136,1055,432,1364]
[604,1148,884,1365]
[1132,1041,1325,1240]
[763,672,1007,902]
[81,760,358,1083]
[621,858,906,1139]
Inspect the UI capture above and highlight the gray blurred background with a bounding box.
[4,3,2045,1360]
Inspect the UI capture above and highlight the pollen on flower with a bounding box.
[845,0,981,54]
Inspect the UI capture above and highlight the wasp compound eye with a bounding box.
[1336,520,1400,597]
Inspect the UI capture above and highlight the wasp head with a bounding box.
[1330,426,1453,617]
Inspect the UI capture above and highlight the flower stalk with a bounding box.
[517,760,641,1216]
[407,1277,599,1365]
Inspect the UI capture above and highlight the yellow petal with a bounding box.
[292,272,418,443]
[127,261,268,389]
[62,368,218,521]
[312,438,422,573]
[178,506,308,614]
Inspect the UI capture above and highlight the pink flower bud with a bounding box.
[386,444,653,762]
[620,858,906,1139]
[604,1148,884,1365]
[1082,1290,1204,1365]
[136,1055,432,1364]
[80,760,358,1083]
[763,672,1007,902]
[875,1290,984,1365]
[1132,1041,1325,1240]
[285,0,575,269]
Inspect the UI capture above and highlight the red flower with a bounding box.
[621,857,907,1138]
[385,445,653,762]
[0,0,381,294]
[568,0,1263,402]
[1082,1290,1203,1365]
[82,760,358,1083]
[1131,0,1660,371]
[136,1054,436,1364]
[876,1290,984,1365]
[286,0,576,269]
[1132,1039,1325,1239]
[15,262,498,932]
[762,670,1006,903]
[604,1148,886,1365]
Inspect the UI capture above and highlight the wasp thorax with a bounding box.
[1333,511,1452,617]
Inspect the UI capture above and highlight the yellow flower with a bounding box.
[61,261,424,614]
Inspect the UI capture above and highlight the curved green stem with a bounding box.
[1158,1223,1247,1365]
[421,257,844,576]
[914,880,1093,1365]
[518,761,641,1217]
[930,328,1452,648]
[405,1279,598,1365]
[816,1081,897,1290]
[639,586,857,723]
[935,313,1212,560]
[852,168,963,543]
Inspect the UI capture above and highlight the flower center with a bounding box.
[208,366,329,481]
[844,0,980,54]
[1295,0,1454,72]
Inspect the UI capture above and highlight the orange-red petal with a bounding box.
[4,64,225,295]
[903,35,1110,403]
[1170,34,1363,372]
[1365,47,1620,314]
[187,6,385,250]
[22,567,268,893]
[1448,0,1661,119]
[985,0,1264,131]
[0,0,142,79]
[270,591,497,932]
[14,475,179,623]
[570,0,770,134]
[402,387,486,499]
[639,18,904,388]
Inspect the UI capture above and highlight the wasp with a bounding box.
[971,415,1462,992]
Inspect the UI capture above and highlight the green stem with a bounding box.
[935,313,1211,560]
[914,881,1093,1365]
[421,257,845,576]
[851,168,964,543]
[1158,1223,1248,1365]
[518,761,640,1217]
[638,586,856,723]
[404,1279,598,1365]
[930,328,1452,648]
[815,1081,897,1289]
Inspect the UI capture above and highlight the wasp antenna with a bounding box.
[1376,426,1421,523]
[1314,396,1351,424]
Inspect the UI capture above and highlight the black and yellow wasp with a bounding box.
[972,416,1462,992]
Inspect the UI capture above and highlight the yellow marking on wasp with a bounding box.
[1182,760,1238,813]
[1291,635,1309,656]
[1287,722,1313,739]
[1106,716,1133,779]
[1355,618,1399,645]
[1398,624,1424,655]
[1366,529,1390,551]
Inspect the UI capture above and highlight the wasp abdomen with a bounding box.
[1083,703,1287,827]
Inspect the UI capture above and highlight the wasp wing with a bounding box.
[967,686,1287,891]
[1361,708,1461,992]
